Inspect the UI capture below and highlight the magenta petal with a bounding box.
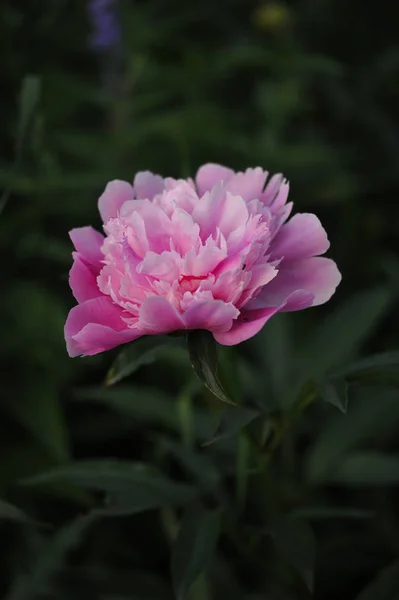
[183,300,240,333]
[257,257,341,309]
[133,171,165,200]
[214,307,280,346]
[68,323,140,357]
[271,213,330,262]
[195,163,235,197]
[69,227,104,269]
[65,296,138,357]
[281,289,315,312]
[98,180,133,223]
[138,296,185,334]
[69,254,102,303]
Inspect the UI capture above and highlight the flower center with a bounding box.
[178,274,207,293]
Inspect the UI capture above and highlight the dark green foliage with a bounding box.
[1,0,399,598]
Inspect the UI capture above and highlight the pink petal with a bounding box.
[69,227,104,270]
[65,296,138,357]
[184,237,227,277]
[69,254,102,303]
[281,289,315,311]
[67,323,140,357]
[255,257,341,309]
[271,213,330,262]
[133,171,165,200]
[183,300,240,333]
[121,199,173,254]
[98,180,134,223]
[214,307,280,346]
[195,163,235,197]
[191,184,226,240]
[217,193,249,238]
[157,181,198,215]
[237,263,279,307]
[138,296,185,334]
[225,168,268,201]
[261,174,288,207]
[137,251,180,282]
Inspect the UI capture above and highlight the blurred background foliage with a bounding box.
[1,0,399,598]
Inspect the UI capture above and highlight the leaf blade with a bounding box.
[105,335,182,386]
[171,503,221,600]
[355,560,399,600]
[22,460,197,515]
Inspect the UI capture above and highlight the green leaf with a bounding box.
[105,335,182,385]
[319,379,349,413]
[332,350,399,379]
[257,313,292,400]
[355,560,399,600]
[267,517,315,592]
[327,452,399,486]
[162,440,221,493]
[23,461,197,515]
[290,506,373,520]
[235,433,250,511]
[6,514,96,600]
[171,503,221,600]
[4,384,69,463]
[74,385,214,442]
[0,76,41,217]
[305,387,399,482]
[292,288,391,402]
[0,498,33,524]
[16,75,41,157]
[187,330,235,405]
[203,405,259,446]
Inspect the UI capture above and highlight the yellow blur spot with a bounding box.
[253,2,291,31]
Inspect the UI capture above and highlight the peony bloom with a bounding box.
[65,164,341,356]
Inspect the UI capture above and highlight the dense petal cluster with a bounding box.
[65,164,341,356]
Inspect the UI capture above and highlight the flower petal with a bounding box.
[98,180,134,223]
[255,257,341,309]
[214,307,280,345]
[195,163,235,197]
[225,167,268,201]
[133,171,165,200]
[69,254,102,303]
[271,213,330,262]
[138,296,185,334]
[183,299,239,333]
[69,227,104,270]
[261,174,288,208]
[65,296,138,357]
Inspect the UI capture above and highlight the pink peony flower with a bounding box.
[65,164,341,356]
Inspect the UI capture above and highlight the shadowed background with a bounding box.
[1,1,399,599]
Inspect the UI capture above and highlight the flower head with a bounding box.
[65,164,341,356]
[87,0,121,53]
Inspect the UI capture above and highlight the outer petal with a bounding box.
[214,307,280,346]
[138,296,185,334]
[256,257,341,309]
[69,254,102,303]
[65,296,138,357]
[281,289,315,312]
[133,171,165,200]
[69,227,104,270]
[98,180,134,223]
[261,174,288,208]
[195,163,235,197]
[271,213,330,262]
[183,300,239,333]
